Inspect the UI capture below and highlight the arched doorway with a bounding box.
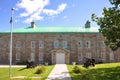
[51,48,70,64]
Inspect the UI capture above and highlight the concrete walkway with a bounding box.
[46,64,71,80]
[0,65,26,68]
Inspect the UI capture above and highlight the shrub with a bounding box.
[35,65,46,74]
[115,66,120,71]
[73,66,81,74]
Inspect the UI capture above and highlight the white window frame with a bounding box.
[101,52,106,61]
[31,53,35,61]
[78,53,83,61]
[39,41,44,48]
[16,52,20,60]
[39,53,43,61]
[16,41,21,48]
[101,41,106,48]
[86,41,91,48]
[78,41,82,48]
[86,53,91,58]
[54,41,59,48]
[110,52,114,60]
[62,41,67,48]
[31,41,35,48]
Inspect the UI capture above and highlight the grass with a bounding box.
[0,65,54,80]
[67,62,120,80]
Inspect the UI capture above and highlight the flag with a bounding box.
[10,17,12,24]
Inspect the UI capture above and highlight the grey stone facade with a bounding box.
[0,33,120,65]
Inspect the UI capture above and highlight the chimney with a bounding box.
[31,21,36,28]
[85,20,90,28]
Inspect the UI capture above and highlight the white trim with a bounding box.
[31,41,35,48]
[16,52,20,60]
[39,52,43,61]
[86,52,91,58]
[39,41,44,48]
[101,52,106,61]
[86,41,91,48]
[78,53,83,61]
[16,41,21,48]
[78,40,82,48]
[110,52,114,60]
[54,40,59,48]
[101,41,106,48]
[62,41,67,48]
[31,53,35,61]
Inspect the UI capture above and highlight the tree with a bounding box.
[91,0,120,51]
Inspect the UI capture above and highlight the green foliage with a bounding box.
[109,0,120,7]
[82,73,96,80]
[91,0,120,51]
[35,65,46,74]
[0,65,54,80]
[73,66,81,74]
[68,62,120,80]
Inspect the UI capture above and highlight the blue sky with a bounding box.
[0,0,112,31]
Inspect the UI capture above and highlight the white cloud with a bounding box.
[15,19,20,23]
[43,3,67,16]
[58,3,67,11]
[16,0,67,23]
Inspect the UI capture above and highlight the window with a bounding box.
[39,41,44,48]
[86,41,91,48]
[31,41,35,48]
[16,52,20,60]
[54,41,59,48]
[110,52,114,60]
[101,41,106,48]
[62,41,67,48]
[78,41,82,48]
[31,53,35,61]
[16,41,21,48]
[101,52,106,61]
[39,53,43,61]
[86,53,91,58]
[78,53,83,61]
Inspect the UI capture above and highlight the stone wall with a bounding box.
[0,33,120,64]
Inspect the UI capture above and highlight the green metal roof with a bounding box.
[1,26,99,33]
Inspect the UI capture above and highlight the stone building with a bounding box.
[0,21,120,64]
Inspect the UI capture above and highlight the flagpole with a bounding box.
[9,8,14,79]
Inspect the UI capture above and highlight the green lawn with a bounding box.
[67,62,120,80]
[0,65,54,80]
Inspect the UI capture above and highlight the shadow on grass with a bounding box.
[18,67,27,71]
